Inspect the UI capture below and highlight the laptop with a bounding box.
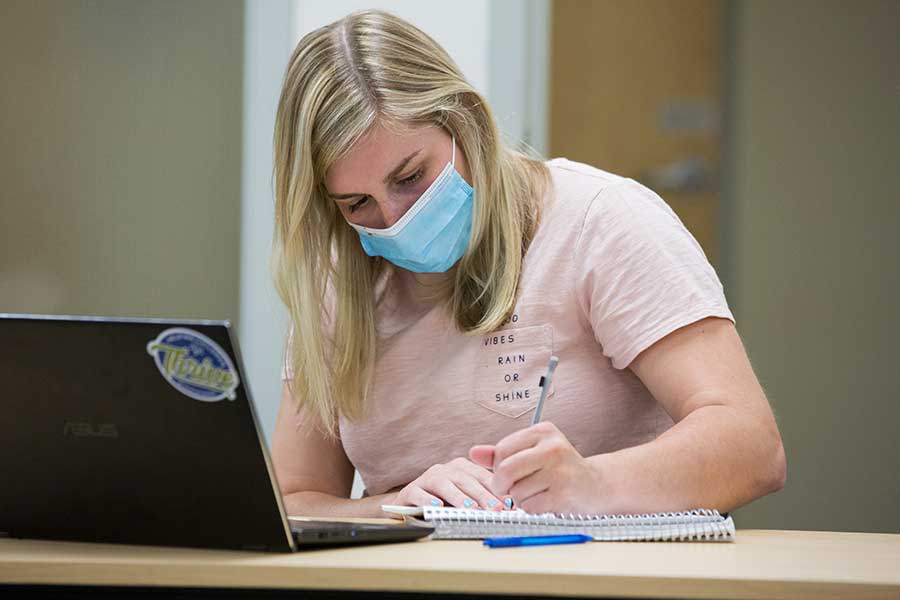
[0,314,432,551]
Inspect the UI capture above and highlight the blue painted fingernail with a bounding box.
[488,500,499,508]
[430,498,441,506]
[463,499,475,508]
[504,497,513,509]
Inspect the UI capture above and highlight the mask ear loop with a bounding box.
[451,137,457,167]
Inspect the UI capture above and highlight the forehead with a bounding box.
[325,122,442,192]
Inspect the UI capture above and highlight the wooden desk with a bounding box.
[2,530,899,599]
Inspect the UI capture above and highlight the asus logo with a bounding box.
[63,421,119,438]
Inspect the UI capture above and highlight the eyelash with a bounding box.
[348,169,423,214]
[397,169,423,186]
[349,197,368,213]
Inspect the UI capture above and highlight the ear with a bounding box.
[469,445,496,469]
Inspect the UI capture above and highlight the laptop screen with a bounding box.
[0,315,294,551]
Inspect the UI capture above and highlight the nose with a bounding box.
[377,198,411,229]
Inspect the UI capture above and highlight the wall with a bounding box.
[5,0,897,532]
[728,0,900,532]
[239,0,293,445]
[0,0,243,321]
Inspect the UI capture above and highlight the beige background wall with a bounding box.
[0,0,243,321]
[728,0,900,532]
[2,0,898,534]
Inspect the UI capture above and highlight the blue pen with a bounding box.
[483,534,592,548]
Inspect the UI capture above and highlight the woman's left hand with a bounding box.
[469,421,603,514]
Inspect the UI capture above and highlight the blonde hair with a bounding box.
[272,10,549,433]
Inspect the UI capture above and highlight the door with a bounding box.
[549,0,724,264]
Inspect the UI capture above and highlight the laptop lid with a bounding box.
[0,314,295,552]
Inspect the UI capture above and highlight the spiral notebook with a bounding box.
[382,505,735,542]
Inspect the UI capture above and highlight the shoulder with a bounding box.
[545,157,628,204]
[537,158,624,235]
[540,158,682,243]
[538,158,716,289]
[541,163,730,370]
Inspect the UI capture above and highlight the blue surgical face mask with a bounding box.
[348,138,474,273]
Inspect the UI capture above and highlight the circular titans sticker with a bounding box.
[146,327,239,401]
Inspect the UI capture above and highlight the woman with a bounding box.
[270,10,785,518]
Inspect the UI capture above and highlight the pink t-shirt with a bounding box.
[289,159,734,496]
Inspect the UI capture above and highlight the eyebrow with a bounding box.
[327,149,422,200]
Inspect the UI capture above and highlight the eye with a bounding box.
[396,169,423,186]
[349,196,369,214]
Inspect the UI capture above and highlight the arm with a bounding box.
[271,382,398,518]
[473,317,786,514]
[471,182,786,513]
[273,381,507,514]
[592,316,786,513]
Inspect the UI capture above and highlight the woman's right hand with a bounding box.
[391,457,509,510]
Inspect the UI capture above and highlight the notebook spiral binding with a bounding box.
[422,507,736,542]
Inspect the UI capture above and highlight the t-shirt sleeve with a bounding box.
[574,179,734,369]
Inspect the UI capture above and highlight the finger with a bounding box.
[400,486,444,508]
[491,445,545,497]
[453,473,504,510]
[468,445,495,469]
[508,468,553,508]
[456,458,496,490]
[492,422,559,470]
[515,488,558,515]
[425,478,479,509]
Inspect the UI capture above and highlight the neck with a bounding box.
[398,267,456,306]
[411,271,451,287]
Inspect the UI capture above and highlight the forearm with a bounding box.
[282,490,399,519]
[589,404,786,514]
